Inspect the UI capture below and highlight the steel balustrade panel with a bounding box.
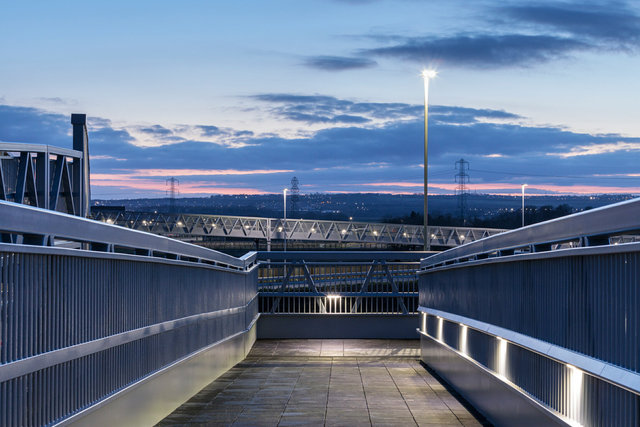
[420,249,640,373]
[0,248,255,426]
[257,258,419,315]
[420,313,640,426]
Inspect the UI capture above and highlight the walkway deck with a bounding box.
[158,340,488,426]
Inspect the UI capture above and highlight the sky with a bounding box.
[1,0,640,198]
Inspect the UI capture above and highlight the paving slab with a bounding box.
[157,339,490,426]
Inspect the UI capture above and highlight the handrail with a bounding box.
[422,197,640,269]
[256,251,428,262]
[418,306,640,396]
[0,142,83,158]
[0,200,248,270]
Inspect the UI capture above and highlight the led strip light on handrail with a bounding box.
[418,306,640,396]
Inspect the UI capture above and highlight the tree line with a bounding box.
[382,204,582,229]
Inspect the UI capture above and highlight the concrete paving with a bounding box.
[158,340,489,426]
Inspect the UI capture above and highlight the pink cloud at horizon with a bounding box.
[358,182,640,195]
[91,177,268,195]
[91,168,292,180]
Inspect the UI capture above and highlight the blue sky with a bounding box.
[1,0,639,198]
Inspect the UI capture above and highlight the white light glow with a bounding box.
[497,337,508,379]
[106,219,114,224]
[421,69,437,79]
[422,313,427,333]
[326,294,341,312]
[459,324,468,354]
[567,364,583,424]
[437,316,444,342]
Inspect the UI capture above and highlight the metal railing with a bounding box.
[93,210,506,248]
[257,251,424,314]
[418,197,640,426]
[0,200,258,426]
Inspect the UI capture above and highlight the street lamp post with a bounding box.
[421,69,436,251]
[521,184,528,227]
[283,188,288,251]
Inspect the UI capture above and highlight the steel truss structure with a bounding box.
[0,114,90,217]
[256,252,423,315]
[93,210,506,248]
[0,143,83,215]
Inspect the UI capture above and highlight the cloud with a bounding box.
[305,55,377,71]
[431,105,522,125]
[363,34,588,68]
[128,122,255,148]
[2,100,639,197]
[503,3,640,49]
[0,105,71,145]
[37,97,78,105]
[90,175,268,195]
[548,141,640,158]
[139,125,173,136]
[92,154,127,161]
[196,125,221,136]
[352,2,640,69]
[252,93,422,125]
[110,168,293,177]
[253,94,521,128]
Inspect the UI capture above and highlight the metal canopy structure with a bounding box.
[92,210,507,248]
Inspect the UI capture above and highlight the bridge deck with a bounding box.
[158,340,487,426]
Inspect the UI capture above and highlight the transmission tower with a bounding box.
[290,177,300,217]
[455,159,469,222]
[166,177,179,213]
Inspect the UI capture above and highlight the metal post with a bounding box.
[422,74,433,251]
[283,189,288,251]
[36,150,49,209]
[521,184,527,227]
[266,218,271,251]
[71,114,90,217]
